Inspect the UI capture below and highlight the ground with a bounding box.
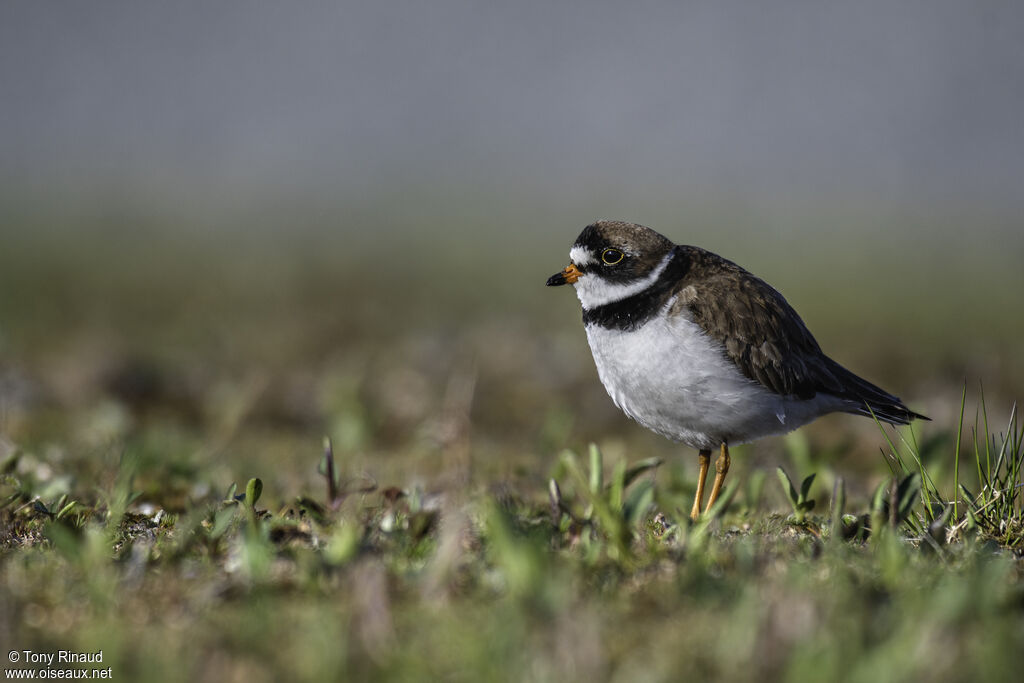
[1,207,1022,682]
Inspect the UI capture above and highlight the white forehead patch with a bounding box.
[574,251,674,310]
[569,245,596,267]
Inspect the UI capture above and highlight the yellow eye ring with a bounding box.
[601,248,625,265]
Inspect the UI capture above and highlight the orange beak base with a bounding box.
[546,263,582,287]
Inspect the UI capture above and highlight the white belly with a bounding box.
[584,307,840,450]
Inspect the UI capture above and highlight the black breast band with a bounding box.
[582,247,689,331]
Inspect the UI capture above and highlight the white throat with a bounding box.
[571,251,674,310]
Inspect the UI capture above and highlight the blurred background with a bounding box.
[1,1,1022,506]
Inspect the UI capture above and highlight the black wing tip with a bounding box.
[860,401,930,425]
[822,360,929,425]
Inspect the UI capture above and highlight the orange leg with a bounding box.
[690,449,712,520]
[704,443,731,514]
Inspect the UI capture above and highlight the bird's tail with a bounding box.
[825,358,929,425]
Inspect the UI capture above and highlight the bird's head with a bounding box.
[546,220,676,309]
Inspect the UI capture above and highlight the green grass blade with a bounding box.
[953,383,966,520]
[588,443,603,495]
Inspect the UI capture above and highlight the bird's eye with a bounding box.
[601,248,624,265]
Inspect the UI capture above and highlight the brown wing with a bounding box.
[668,247,926,423]
[669,248,847,400]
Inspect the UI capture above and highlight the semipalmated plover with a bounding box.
[547,220,927,519]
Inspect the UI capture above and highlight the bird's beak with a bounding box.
[546,263,582,287]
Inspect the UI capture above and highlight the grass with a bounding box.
[1,208,1023,681]
[1,411,1022,682]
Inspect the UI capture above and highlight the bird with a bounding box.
[546,220,927,520]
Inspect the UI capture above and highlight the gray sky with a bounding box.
[2,1,1023,214]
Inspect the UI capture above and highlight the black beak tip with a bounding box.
[546,272,567,287]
